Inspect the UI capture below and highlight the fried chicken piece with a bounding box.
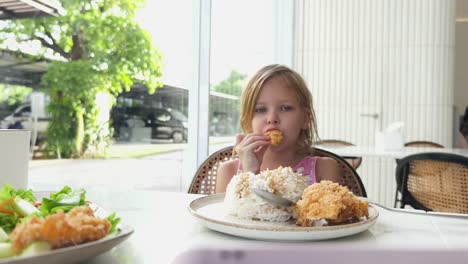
[265,130,283,146]
[9,206,111,253]
[294,181,368,227]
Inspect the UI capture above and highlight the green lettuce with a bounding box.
[0,185,37,233]
[39,186,86,216]
[106,213,121,236]
[0,184,36,204]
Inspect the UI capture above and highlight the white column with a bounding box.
[184,0,211,191]
[273,0,294,67]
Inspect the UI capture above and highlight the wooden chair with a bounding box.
[314,139,362,169]
[188,146,367,197]
[188,146,234,195]
[394,152,468,213]
[404,141,444,148]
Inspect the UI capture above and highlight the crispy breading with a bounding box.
[9,206,111,253]
[265,130,283,146]
[294,181,368,226]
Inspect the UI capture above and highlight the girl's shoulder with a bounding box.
[217,158,240,172]
[300,155,336,164]
[314,156,338,164]
[313,156,340,183]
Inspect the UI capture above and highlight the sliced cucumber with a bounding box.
[0,227,8,243]
[0,242,14,259]
[20,241,51,257]
[14,197,40,217]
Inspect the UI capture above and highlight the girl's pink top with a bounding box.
[237,156,318,185]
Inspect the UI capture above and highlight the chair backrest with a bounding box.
[188,146,367,197]
[314,139,362,169]
[188,146,234,195]
[404,141,444,148]
[395,152,468,213]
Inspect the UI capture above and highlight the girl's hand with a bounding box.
[234,133,270,174]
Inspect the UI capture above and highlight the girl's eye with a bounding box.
[255,107,267,113]
[280,105,293,111]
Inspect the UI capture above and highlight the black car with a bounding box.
[112,107,188,143]
[144,108,188,143]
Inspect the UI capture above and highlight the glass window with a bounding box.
[209,0,282,151]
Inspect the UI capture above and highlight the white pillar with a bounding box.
[184,0,211,191]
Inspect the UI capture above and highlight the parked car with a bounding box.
[144,108,188,143]
[0,103,50,134]
[112,107,188,143]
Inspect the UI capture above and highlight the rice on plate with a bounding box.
[224,166,307,222]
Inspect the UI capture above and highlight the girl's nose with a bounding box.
[267,115,279,124]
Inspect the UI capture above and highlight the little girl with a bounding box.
[215,64,341,193]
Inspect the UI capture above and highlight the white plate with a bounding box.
[189,193,378,241]
[0,199,134,264]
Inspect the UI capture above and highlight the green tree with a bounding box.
[210,70,245,136]
[212,70,246,96]
[0,0,163,157]
[0,84,32,111]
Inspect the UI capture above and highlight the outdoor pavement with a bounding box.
[28,141,232,193]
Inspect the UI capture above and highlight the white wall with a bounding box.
[293,0,456,207]
[294,0,455,147]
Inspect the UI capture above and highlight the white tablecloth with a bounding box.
[72,190,468,264]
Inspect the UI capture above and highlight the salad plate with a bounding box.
[189,193,378,241]
[0,189,134,264]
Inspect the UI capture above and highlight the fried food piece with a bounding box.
[9,206,111,253]
[294,181,368,227]
[265,130,283,146]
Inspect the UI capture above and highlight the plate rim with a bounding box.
[189,193,379,233]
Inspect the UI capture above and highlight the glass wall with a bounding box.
[209,0,278,149]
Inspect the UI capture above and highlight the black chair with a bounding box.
[394,152,468,213]
[393,141,445,207]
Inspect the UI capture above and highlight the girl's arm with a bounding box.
[315,157,342,183]
[215,159,240,193]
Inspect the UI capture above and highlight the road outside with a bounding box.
[28,138,233,193]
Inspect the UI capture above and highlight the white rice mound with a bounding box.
[224,166,307,222]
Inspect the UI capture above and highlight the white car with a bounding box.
[0,104,50,136]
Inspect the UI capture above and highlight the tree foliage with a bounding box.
[212,70,246,96]
[0,0,163,157]
[0,84,32,111]
[210,70,246,136]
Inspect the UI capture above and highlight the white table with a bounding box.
[73,190,468,263]
[315,145,468,159]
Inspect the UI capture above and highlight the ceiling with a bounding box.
[0,0,64,20]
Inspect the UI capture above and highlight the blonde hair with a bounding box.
[240,64,319,151]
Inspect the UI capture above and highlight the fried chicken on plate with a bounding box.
[294,181,368,227]
[9,206,111,253]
